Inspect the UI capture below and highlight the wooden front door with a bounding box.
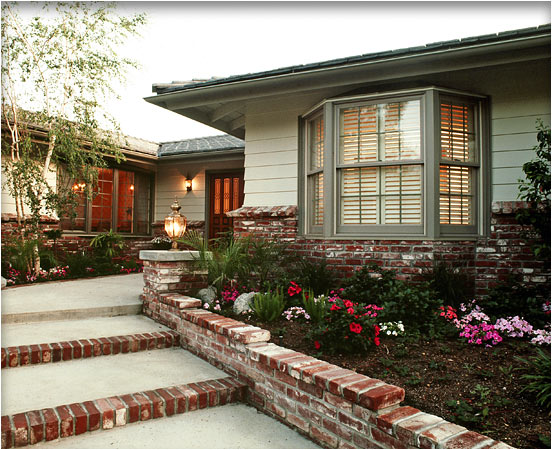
[208,172,244,239]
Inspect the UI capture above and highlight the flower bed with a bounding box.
[249,318,549,449]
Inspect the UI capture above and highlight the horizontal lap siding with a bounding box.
[154,159,244,222]
[1,166,57,216]
[244,109,303,207]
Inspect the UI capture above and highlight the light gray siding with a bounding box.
[154,158,244,222]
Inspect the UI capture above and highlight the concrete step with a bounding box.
[1,274,143,324]
[1,347,228,416]
[1,377,249,448]
[2,330,181,369]
[30,403,320,449]
[1,315,172,348]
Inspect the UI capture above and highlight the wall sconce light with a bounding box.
[164,197,187,251]
[185,177,193,192]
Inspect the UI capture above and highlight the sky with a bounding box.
[13,1,552,143]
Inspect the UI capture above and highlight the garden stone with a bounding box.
[1,277,6,288]
[198,286,217,305]
[233,292,257,315]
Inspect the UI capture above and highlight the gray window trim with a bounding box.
[299,87,488,240]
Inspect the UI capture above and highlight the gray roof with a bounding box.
[152,24,551,95]
[158,135,245,157]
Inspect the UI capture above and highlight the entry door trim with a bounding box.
[206,170,244,240]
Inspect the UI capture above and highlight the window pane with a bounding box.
[439,165,473,225]
[91,168,113,232]
[309,116,324,170]
[341,165,422,225]
[441,102,476,162]
[117,170,135,233]
[134,172,151,235]
[339,100,420,164]
[308,172,324,227]
[60,187,86,231]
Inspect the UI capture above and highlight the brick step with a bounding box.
[1,377,247,448]
[2,330,180,369]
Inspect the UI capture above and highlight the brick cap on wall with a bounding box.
[491,201,533,214]
[139,250,204,262]
[226,205,298,218]
[1,213,58,224]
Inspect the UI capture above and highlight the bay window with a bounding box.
[301,88,486,238]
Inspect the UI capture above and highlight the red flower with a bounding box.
[330,303,341,311]
[347,307,355,315]
[288,281,302,297]
[374,337,381,346]
[343,300,353,308]
[349,322,363,334]
[374,325,380,336]
[314,341,321,350]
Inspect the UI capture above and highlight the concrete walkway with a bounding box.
[37,404,320,449]
[1,274,143,323]
[0,274,320,449]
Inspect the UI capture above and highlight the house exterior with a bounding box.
[1,130,245,256]
[145,25,551,295]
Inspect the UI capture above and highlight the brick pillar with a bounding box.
[139,250,208,319]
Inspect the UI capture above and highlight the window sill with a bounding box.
[60,232,153,239]
[300,234,481,242]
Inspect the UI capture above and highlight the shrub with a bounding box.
[516,347,551,410]
[422,261,473,309]
[2,235,40,273]
[290,259,338,296]
[245,237,292,291]
[301,290,328,324]
[251,289,285,322]
[340,263,397,304]
[65,252,95,278]
[90,229,125,259]
[479,276,550,329]
[516,121,550,261]
[150,235,172,250]
[310,295,382,354]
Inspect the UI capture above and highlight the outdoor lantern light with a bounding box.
[185,178,193,192]
[164,197,187,251]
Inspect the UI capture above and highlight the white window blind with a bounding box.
[307,115,324,228]
[338,99,422,225]
[439,101,476,225]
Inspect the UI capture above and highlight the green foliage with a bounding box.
[479,275,549,329]
[341,263,397,304]
[2,235,40,273]
[251,289,285,322]
[516,347,551,410]
[422,261,474,309]
[290,259,338,296]
[301,290,328,324]
[1,3,145,273]
[90,229,124,259]
[516,121,551,261]
[309,298,380,355]
[180,230,249,294]
[38,247,58,271]
[64,252,95,278]
[244,237,292,291]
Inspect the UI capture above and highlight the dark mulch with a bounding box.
[249,318,550,449]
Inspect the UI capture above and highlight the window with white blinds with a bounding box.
[439,100,477,225]
[338,99,423,226]
[307,115,324,230]
[301,88,484,238]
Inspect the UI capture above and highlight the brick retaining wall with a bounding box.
[142,292,511,449]
[227,202,550,297]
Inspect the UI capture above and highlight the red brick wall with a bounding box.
[1,214,154,262]
[227,203,550,297]
[141,293,510,449]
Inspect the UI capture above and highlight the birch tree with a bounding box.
[1,2,146,274]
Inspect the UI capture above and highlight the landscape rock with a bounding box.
[197,286,217,305]
[1,277,6,288]
[233,292,257,315]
